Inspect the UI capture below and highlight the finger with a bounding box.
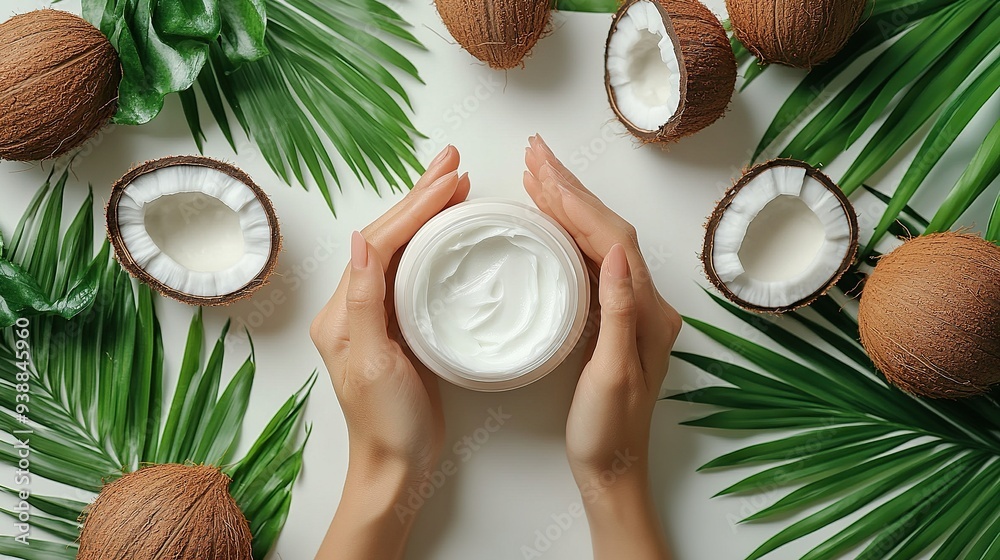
[364,145,461,241]
[414,145,461,190]
[593,244,639,364]
[528,134,598,199]
[363,170,461,265]
[523,169,556,217]
[539,169,644,270]
[320,163,462,346]
[537,170,674,363]
[346,231,392,353]
[448,172,471,208]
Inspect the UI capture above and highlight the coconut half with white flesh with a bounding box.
[702,159,858,313]
[605,0,736,143]
[107,156,280,306]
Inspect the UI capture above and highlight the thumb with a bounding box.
[346,231,392,356]
[593,243,638,361]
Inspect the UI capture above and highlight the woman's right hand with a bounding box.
[524,134,680,560]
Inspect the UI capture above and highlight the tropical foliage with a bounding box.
[0,170,314,559]
[82,0,425,212]
[734,0,1000,253]
[672,279,1000,559]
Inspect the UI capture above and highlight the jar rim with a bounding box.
[394,198,590,391]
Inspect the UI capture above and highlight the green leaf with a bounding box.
[838,3,1000,195]
[822,8,962,151]
[743,445,954,559]
[865,50,1000,252]
[0,170,311,560]
[715,433,916,496]
[219,0,269,65]
[682,409,851,430]
[555,0,619,12]
[929,475,1000,559]
[0,537,75,559]
[82,0,269,124]
[800,454,985,560]
[699,424,899,470]
[157,310,205,464]
[882,460,1000,560]
[184,0,425,212]
[988,194,1000,244]
[751,1,953,160]
[0,488,87,522]
[679,284,1000,559]
[0,508,80,541]
[846,0,984,146]
[925,115,1000,233]
[193,352,255,465]
[0,258,99,328]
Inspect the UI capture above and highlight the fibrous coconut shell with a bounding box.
[726,0,867,68]
[107,156,282,306]
[78,464,253,560]
[606,0,737,143]
[701,158,858,313]
[0,10,120,161]
[436,0,551,69]
[858,232,1000,399]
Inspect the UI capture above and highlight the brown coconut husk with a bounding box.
[726,0,867,68]
[78,464,253,560]
[858,232,1000,399]
[435,0,551,69]
[605,0,737,144]
[0,10,120,161]
[106,156,282,307]
[701,159,859,313]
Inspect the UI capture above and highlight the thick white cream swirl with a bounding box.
[413,224,569,376]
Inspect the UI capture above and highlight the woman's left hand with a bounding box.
[311,146,470,560]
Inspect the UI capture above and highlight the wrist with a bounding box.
[571,447,649,498]
[577,466,671,560]
[342,448,420,525]
[577,463,651,514]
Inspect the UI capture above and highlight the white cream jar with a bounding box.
[395,199,590,391]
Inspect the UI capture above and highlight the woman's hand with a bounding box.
[524,135,681,560]
[311,146,470,560]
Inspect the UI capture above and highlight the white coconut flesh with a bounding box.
[711,166,854,309]
[115,165,273,298]
[607,0,682,132]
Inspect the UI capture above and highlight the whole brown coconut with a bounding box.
[858,233,1000,399]
[726,0,867,68]
[436,0,551,69]
[606,0,737,144]
[78,464,253,560]
[0,10,121,161]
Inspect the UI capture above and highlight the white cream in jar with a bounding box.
[395,199,589,391]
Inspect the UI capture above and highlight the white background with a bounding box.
[2,0,997,558]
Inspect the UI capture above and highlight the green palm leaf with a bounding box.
[181,0,426,214]
[673,287,1000,559]
[740,0,1000,248]
[0,169,313,559]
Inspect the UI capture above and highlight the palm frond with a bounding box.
[672,288,1000,559]
[0,169,313,560]
[739,0,1000,249]
[182,0,426,214]
[554,0,620,12]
